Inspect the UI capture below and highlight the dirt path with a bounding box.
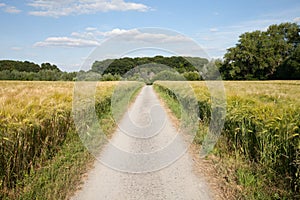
[71,86,218,200]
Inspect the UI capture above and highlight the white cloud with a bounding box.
[34,37,101,47]
[35,28,191,48]
[293,17,300,23]
[100,28,140,37]
[69,28,140,42]
[71,31,99,40]
[80,28,191,43]
[5,6,21,13]
[0,3,21,14]
[28,0,150,17]
[209,28,218,32]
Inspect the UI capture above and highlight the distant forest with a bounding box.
[0,56,209,82]
[0,60,77,81]
[0,22,299,81]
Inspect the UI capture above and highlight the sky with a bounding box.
[0,0,299,71]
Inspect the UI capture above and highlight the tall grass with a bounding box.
[154,81,300,199]
[0,81,75,192]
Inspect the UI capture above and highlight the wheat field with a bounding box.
[154,81,300,198]
[0,81,118,192]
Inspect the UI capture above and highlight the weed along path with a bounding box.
[71,86,217,200]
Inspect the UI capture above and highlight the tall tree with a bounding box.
[221,22,300,80]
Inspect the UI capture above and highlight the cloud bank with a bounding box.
[34,28,190,47]
[28,0,150,17]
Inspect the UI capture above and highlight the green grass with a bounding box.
[153,80,300,199]
[11,131,93,200]
[153,84,182,119]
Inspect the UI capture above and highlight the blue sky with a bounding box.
[0,0,299,71]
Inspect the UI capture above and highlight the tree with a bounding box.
[183,71,201,81]
[274,45,300,79]
[101,73,121,81]
[41,63,61,72]
[221,22,300,80]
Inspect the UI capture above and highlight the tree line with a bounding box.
[91,56,208,74]
[0,57,207,81]
[0,60,61,72]
[0,61,76,81]
[89,56,207,82]
[219,22,300,80]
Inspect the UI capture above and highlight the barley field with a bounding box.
[1,80,299,199]
[154,81,300,199]
[0,81,146,198]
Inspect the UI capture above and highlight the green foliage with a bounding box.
[41,63,61,72]
[274,45,300,79]
[153,84,182,118]
[221,22,300,80]
[75,71,102,81]
[151,70,185,82]
[91,56,208,76]
[100,73,121,81]
[0,60,61,73]
[0,60,40,72]
[0,60,77,81]
[202,60,223,80]
[0,70,77,81]
[183,71,201,81]
[15,132,93,200]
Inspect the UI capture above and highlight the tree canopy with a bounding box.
[220,22,300,80]
[0,60,61,73]
[0,60,40,73]
[91,56,208,75]
[41,63,61,72]
[0,60,76,81]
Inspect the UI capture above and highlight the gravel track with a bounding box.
[71,86,215,200]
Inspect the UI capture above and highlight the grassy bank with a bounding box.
[0,81,144,199]
[153,81,300,199]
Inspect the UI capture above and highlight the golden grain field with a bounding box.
[154,81,300,198]
[0,81,117,191]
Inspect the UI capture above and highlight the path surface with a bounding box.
[71,86,215,200]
